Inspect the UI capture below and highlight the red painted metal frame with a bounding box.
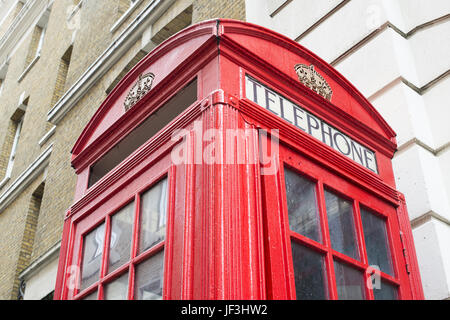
[54,19,423,300]
[261,140,409,299]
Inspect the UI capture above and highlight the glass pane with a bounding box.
[325,190,359,260]
[291,241,328,300]
[361,208,394,276]
[82,291,98,300]
[373,280,398,300]
[135,250,164,300]
[284,168,321,242]
[80,223,105,291]
[109,202,135,273]
[104,272,129,300]
[334,260,366,300]
[139,179,168,253]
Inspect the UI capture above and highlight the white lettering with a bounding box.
[245,75,378,173]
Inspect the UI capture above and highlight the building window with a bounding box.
[22,7,51,75]
[44,45,73,136]
[0,58,9,97]
[13,1,25,19]
[25,26,45,68]
[77,177,168,300]
[6,115,23,178]
[50,45,73,108]
[0,98,28,186]
[150,5,193,46]
[14,182,46,300]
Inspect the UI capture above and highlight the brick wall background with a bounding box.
[0,0,248,299]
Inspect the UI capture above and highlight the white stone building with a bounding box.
[246,0,450,300]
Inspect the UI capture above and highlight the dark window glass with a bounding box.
[361,208,394,276]
[291,242,328,300]
[108,202,135,273]
[82,291,98,300]
[373,280,398,300]
[334,260,366,300]
[284,168,321,242]
[325,191,359,260]
[104,272,129,300]
[80,223,105,290]
[139,179,168,254]
[135,250,165,300]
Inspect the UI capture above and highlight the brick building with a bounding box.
[0,0,448,300]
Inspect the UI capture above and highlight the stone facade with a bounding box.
[246,0,450,300]
[0,0,246,300]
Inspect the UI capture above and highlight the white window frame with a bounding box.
[36,26,46,57]
[6,116,24,178]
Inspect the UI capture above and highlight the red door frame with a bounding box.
[54,19,423,300]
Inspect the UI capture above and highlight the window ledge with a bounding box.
[110,0,145,34]
[0,175,11,191]
[38,125,56,147]
[67,0,83,21]
[18,54,40,83]
[0,143,53,214]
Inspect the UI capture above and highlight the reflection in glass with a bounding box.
[325,191,359,260]
[373,280,398,300]
[284,168,321,242]
[361,208,394,276]
[291,242,328,300]
[334,260,366,300]
[80,223,105,291]
[135,250,164,300]
[82,291,98,300]
[109,202,135,273]
[139,179,168,253]
[104,272,129,300]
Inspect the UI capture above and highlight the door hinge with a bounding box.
[399,231,411,274]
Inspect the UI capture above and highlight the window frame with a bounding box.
[73,171,171,300]
[5,115,24,179]
[262,141,408,300]
[86,77,198,190]
[35,25,46,58]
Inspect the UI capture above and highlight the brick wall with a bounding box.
[0,173,45,299]
[11,182,44,299]
[192,0,245,23]
[24,26,42,68]
[0,120,16,182]
[0,0,249,299]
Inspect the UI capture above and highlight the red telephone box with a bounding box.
[54,19,424,300]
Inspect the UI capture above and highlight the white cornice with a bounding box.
[17,53,39,82]
[110,0,145,33]
[0,143,52,213]
[47,0,177,125]
[0,0,53,68]
[19,241,60,281]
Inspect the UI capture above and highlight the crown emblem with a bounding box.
[124,72,155,112]
[294,64,332,101]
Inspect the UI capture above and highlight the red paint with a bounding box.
[54,19,423,300]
